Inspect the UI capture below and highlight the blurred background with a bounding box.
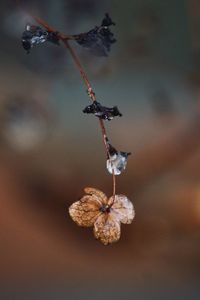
[0,0,200,299]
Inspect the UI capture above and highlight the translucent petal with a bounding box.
[108,195,135,224]
[93,213,121,245]
[69,195,102,227]
[22,24,59,53]
[106,153,128,175]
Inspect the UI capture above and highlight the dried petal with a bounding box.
[83,101,122,121]
[74,13,116,56]
[106,143,131,175]
[22,24,59,53]
[107,151,131,175]
[93,213,121,245]
[108,195,135,224]
[84,187,107,205]
[69,195,101,227]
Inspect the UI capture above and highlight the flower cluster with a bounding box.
[83,100,122,121]
[73,13,116,56]
[22,24,60,53]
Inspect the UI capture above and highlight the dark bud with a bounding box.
[101,13,116,27]
[22,24,60,53]
[74,13,116,56]
[83,101,122,121]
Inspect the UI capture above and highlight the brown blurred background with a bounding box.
[0,0,200,299]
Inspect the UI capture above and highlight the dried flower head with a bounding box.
[73,13,116,56]
[22,24,60,53]
[107,143,131,175]
[83,100,122,121]
[69,187,134,245]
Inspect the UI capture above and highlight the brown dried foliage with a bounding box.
[69,187,135,245]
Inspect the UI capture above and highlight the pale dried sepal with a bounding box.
[93,213,121,245]
[108,195,135,224]
[69,195,101,227]
[84,187,107,205]
[106,152,129,175]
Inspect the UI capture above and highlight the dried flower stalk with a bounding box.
[20,12,134,244]
[30,15,117,203]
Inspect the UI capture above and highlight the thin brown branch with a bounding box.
[62,39,116,202]
[62,40,96,100]
[31,15,116,202]
[31,15,75,40]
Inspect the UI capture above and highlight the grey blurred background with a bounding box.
[0,0,200,299]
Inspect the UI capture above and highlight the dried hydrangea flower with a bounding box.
[107,143,131,175]
[22,24,60,53]
[69,187,134,245]
[73,13,116,56]
[83,100,122,121]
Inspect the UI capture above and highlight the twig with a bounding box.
[31,15,116,202]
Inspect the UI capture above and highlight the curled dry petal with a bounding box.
[69,195,101,227]
[108,195,135,224]
[106,152,128,175]
[22,24,59,53]
[74,13,116,57]
[93,213,121,245]
[107,143,131,175]
[83,101,122,121]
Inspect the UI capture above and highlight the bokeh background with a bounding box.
[0,0,200,299]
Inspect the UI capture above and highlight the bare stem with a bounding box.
[30,15,75,40]
[63,40,116,202]
[62,40,96,101]
[31,15,116,202]
[98,118,116,202]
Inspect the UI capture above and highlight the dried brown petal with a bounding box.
[69,195,101,227]
[84,187,107,205]
[108,195,135,224]
[93,213,121,245]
